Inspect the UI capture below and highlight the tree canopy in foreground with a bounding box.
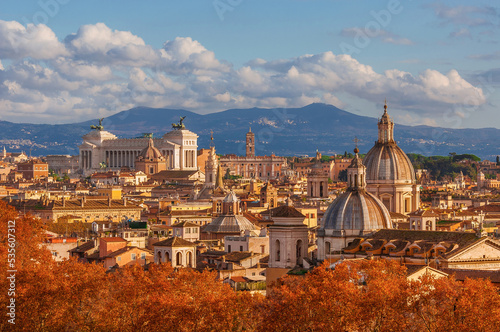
[1,201,499,332]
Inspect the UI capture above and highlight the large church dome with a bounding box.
[321,150,391,235]
[363,103,415,183]
[363,143,415,183]
[322,189,392,233]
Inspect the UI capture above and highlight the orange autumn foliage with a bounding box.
[0,202,499,332]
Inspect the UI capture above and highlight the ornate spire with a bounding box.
[377,100,394,144]
[215,163,224,189]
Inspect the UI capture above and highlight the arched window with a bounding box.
[275,240,281,262]
[296,240,303,265]
[157,251,162,263]
[325,242,331,255]
[176,252,182,266]
[166,251,170,262]
[186,251,192,267]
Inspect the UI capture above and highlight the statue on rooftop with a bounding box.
[90,118,104,131]
[172,116,186,129]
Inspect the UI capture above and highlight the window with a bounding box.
[228,245,232,253]
[141,253,146,260]
[131,253,136,260]
[117,256,121,262]
[185,228,191,234]
[275,240,281,262]
[240,246,243,251]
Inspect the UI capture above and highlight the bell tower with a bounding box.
[246,128,255,157]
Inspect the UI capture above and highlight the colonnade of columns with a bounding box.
[81,149,178,170]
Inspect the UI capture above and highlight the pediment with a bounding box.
[448,239,500,261]
[79,142,96,149]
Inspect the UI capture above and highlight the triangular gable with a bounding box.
[447,238,500,262]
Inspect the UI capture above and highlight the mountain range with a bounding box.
[2,103,499,160]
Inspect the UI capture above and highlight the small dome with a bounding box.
[363,143,415,182]
[137,139,164,161]
[203,215,258,234]
[321,188,391,233]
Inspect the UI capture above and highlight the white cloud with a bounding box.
[0,20,67,59]
[160,37,230,74]
[0,20,488,124]
[65,23,159,67]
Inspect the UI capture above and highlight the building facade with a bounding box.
[79,120,198,177]
[17,159,49,180]
[219,128,287,181]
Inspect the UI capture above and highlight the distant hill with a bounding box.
[2,103,499,160]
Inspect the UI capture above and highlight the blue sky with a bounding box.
[0,0,499,128]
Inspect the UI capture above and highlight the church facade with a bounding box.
[79,119,198,177]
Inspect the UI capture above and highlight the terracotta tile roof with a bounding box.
[101,237,127,243]
[172,221,200,228]
[405,265,427,276]
[86,252,101,260]
[262,206,305,218]
[229,276,247,283]
[69,240,95,253]
[408,209,440,217]
[224,251,253,262]
[469,204,500,213]
[371,229,478,247]
[440,268,500,283]
[154,236,197,247]
[390,212,409,220]
[106,246,152,258]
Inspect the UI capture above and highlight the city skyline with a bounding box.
[0,0,499,129]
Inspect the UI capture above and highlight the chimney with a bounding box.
[123,198,127,207]
[81,198,84,207]
[62,197,66,207]
[108,196,112,207]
